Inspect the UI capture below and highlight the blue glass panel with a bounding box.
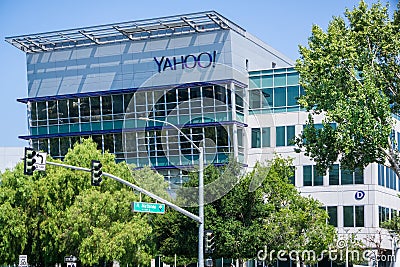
[157,157,169,166]
[124,119,135,128]
[249,77,261,88]
[341,169,353,184]
[81,123,91,132]
[215,112,228,121]
[191,117,203,124]
[59,125,69,133]
[114,120,124,129]
[355,168,364,184]
[262,88,273,108]
[262,127,270,147]
[386,167,390,188]
[180,157,192,165]
[343,206,354,227]
[274,87,286,107]
[378,164,384,186]
[178,115,191,124]
[70,124,80,133]
[169,156,181,166]
[103,121,114,130]
[274,74,286,87]
[250,90,261,109]
[91,122,101,131]
[286,126,295,146]
[313,167,323,186]
[252,128,261,148]
[30,127,38,135]
[217,153,228,163]
[329,164,340,185]
[276,126,285,147]
[261,75,273,87]
[203,115,215,123]
[303,165,312,186]
[138,158,149,166]
[136,119,147,128]
[38,126,48,135]
[287,72,299,85]
[205,154,216,163]
[287,86,299,106]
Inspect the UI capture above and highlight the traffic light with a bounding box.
[24,147,37,175]
[91,160,102,186]
[204,230,215,254]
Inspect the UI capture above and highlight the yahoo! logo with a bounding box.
[154,51,217,72]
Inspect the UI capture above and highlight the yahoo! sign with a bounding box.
[154,51,217,72]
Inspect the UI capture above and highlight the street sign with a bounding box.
[34,152,47,171]
[132,202,165,214]
[65,255,77,262]
[19,255,28,267]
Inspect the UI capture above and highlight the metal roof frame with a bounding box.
[6,11,244,53]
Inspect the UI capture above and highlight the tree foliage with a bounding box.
[0,138,158,266]
[295,0,400,175]
[154,156,335,265]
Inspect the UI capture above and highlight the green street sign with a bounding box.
[132,202,165,214]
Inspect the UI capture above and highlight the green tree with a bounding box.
[0,138,157,266]
[295,1,400,175]
[154,156,335,265]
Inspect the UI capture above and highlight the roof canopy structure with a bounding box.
[6,11,245,53]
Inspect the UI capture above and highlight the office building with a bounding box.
[6,11,400,255]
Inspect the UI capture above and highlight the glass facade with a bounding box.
[248,67,303,113]
[26,84,244,172]
[304,164,364,187]
[378,164,398,190]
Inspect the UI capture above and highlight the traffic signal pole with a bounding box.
[138,117,205,267]
[45,161,201,223]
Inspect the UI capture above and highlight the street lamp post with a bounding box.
[138,117,205,267]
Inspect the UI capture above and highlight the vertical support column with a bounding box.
[198,146,204,267]
[230,82,239,158]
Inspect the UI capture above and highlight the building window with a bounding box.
[276,125,295,147]
[378,164,397,190]
[329,164,339,185]
[327,206,338,227]
[248,68,301,114]
[303,165,323,186]
[251,127,270,148]
[328,164,363,185]
[343,206,364,227]
[341,168,363,185]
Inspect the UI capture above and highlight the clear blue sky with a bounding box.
[0,0,397,147]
